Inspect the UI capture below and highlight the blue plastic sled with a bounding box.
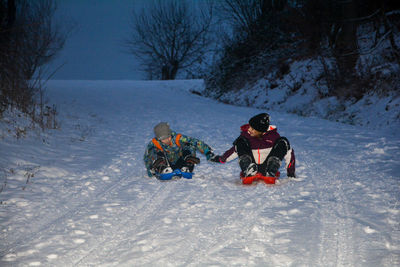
[158,169,193,180]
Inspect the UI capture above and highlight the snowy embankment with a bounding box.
[0,80,399,266]
[213,59,400,132]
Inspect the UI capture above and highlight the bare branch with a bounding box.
[125,0,214,80]
[0,0,70,126]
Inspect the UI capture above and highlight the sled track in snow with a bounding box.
[317,179,355,266]
[73,179,177,265]
[180,178,265,266]
[0,150,137,260]
[311,154,356,266]
[73,174,254,266]
[73,176,213,266]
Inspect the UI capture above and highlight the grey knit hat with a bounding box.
[154,122,172,140]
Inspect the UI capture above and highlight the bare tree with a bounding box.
[125,0,214,80]
[18,0,67,80]
[217,0,263,33]
[216,0,287,39]
[0,0,69,128]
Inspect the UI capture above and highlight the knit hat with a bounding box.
[154,122,172,140]
[249,113,270,132]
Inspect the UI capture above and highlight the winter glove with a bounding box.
[151,158,168,173]
[266,156,281,177]
[184,155,200,165]
[206,151,224,163]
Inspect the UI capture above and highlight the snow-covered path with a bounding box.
[0,80,399,266]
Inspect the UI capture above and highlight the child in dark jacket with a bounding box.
[211,113,296,178]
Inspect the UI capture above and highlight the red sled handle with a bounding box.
[241,172,280,185]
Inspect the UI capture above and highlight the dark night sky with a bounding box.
[49,0,146,80]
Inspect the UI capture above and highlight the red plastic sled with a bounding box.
[241,172,280,185]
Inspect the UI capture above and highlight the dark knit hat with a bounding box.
[154,122,172,140]
[249,113,270,132]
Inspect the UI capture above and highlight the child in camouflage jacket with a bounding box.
[144,122,217,178]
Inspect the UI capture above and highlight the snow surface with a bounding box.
[0,80,399,266]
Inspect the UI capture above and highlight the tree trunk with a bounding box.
[380,2,400,63]
[0,0,16,44]
[161,61,179,80]
[334,0,359,82]
[161,65,170,80]
[7,0,16,29]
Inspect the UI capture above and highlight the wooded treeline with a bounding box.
[206,0,400,99]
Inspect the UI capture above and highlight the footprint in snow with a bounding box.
[278,209,301,216]
[162,218,172,224]
[363,226,377,234]
[288,208,301,215]
[73,239,86,244]
[74,230,86,235]
[300,191,310,197]
[47,254,58,260]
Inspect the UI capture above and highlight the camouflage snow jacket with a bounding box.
[144,131,212,177]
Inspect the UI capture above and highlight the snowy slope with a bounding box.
[211,59,400,132]
[0,80,399,266]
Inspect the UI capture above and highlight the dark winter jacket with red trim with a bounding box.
[220,124,296,176]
